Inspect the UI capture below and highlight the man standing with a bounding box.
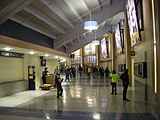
[120,69,130,101]
[55,74,63,99]
[110,70,119,95]
[105,67,110,78]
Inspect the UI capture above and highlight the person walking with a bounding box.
[105,67,110,78]
[110,70,119,95]
[55,73,63,99]
[120,69,130,101]
[87,66,92,79]
[78,65,83,77]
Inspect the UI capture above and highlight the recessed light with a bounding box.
[55,56,59,59]
[3,47,12,51]
[45,54,49,57]
[28,51,35,54]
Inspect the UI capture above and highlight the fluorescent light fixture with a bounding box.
[84,21,98,30]
[92,39,100,45]
[3,47,12,51]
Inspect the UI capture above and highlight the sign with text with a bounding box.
[0,51,24,58]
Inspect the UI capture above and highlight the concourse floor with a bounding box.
[0,75,157,120]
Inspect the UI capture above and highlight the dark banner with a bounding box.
[0,51,24,58]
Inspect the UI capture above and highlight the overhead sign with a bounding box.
[0,51,24,58]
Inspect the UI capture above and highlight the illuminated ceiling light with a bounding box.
[92,39,100,45]
[45,54,49,57]
[84,21,98,30]
[29,50,35,55]
[55,56,59,59]
[3,47,12,51]
[84,2,98,31]
[92,30,99,45]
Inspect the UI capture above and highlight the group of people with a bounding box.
[43,65,130,101]
[85,66,110,79]
[64,66,76,81]
[110,69,130,101]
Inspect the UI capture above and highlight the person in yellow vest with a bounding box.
[87,66,92,79]
[110,70,119,95]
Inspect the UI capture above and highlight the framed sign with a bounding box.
[134,62,147,78]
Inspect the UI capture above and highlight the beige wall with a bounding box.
[0,56,23,83]
[23,54,42,89]
[114,0,153,87]
[0,54,61,90]
[116,54,126,73]
[84,43,97,55]
[46,60,59,74]
[133,0,153,86]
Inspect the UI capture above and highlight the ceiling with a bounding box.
[0,0,125,55]
[0,44,69,61]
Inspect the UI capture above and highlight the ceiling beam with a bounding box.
[0,0,34,25]
[40,0,74,28]
[66,26,111,54]
[83,0,89,11]
[54,0,125,49]
[23,5,65,34]
[63,44,68,48]
[96,0,102,11]
[64,0,83,22]
[11,15,56,39]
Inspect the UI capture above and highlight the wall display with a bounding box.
[71,58,81,70]
[135,0,143,30]
[115,23,123,54]
[41,59,46,66]
[120,29,124,49]
[126,0,141,46]
[134,62,147,78]
[84,54,97,66]
[100,37,108,59]
[118,64,126,72]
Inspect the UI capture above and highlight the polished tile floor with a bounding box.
[0,75,157,120]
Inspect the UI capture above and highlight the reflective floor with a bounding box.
[0,75,157,120]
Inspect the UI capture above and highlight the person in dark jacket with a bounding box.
[105,67,110,78]
[120,69,129,101]
[78,65,83,77]
[55,74,63,99]
[42,67,49,84]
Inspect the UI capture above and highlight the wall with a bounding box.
[0,53,61,97]
[134,0,153,86]
[0,56,27,97]
[0,56,23,83]
[116,54,126,73]
[46,60,59,74]
[23,54,44,89]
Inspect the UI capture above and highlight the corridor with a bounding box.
[0,76,156,120]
